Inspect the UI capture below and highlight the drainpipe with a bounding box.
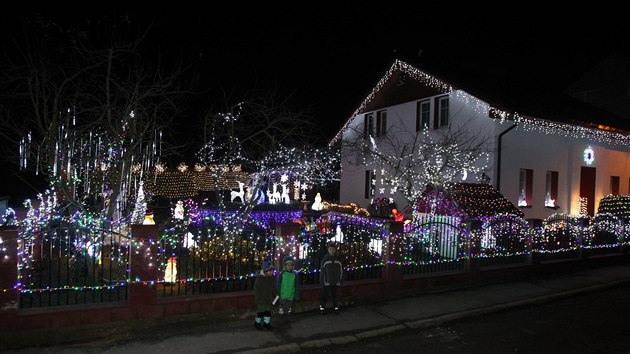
[496,123,517,192]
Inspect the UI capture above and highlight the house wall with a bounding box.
[340,90,496,213]
[500,129,630,219]
[340,86,630,220]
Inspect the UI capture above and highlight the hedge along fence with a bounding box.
[2,210,629,309]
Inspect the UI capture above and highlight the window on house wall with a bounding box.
[611,176,620,195]
[364,170,375,198]
[363,113,374,138]
[376,110,387,137]
[416,100,430,131]
[545,171,558,207]
[434,96,449,128]
[518,169,533,207]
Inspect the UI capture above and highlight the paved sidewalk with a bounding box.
[5,263,630,354]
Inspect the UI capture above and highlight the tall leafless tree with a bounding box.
[0,15,189,221]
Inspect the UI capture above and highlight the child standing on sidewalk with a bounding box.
[319,242,343,314]
[254,259,276,330]
[276,256,301,318]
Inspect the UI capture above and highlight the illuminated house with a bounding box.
[332,59,630,219]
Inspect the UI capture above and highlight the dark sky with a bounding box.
[3,8,628,139]
[1,7,628,204]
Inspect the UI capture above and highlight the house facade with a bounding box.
[332,59,630,220]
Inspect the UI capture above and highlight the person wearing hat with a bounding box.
[276,255,301,318]
[319,241,343,314]
[253,259,276,330]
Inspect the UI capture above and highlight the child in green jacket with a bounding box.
[276,256,301,317]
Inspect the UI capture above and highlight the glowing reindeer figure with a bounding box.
[280,184,290,204]
[266,183,282,204]
[230,181,245,203]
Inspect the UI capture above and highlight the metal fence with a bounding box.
[401,213,466,275]
[18,222,129,308]
[13,210,630,307]
[478,215,530,268]
[157,225,272,296]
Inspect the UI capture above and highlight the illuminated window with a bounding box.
[376,110,387,137]
[416,100,430,131]
[364,170,375,198]
[363,113,374,138]
[545,171,558,207]
[518,169,533,207]
[611,176,620,195]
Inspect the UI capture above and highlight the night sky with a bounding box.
[1,7,628,204]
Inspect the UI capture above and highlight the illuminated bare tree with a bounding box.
[342,118,491,210]
[0,15,188,221]
[197,91,339,237]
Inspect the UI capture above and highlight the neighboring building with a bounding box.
[0,195,8,215]
[332,59,630,220]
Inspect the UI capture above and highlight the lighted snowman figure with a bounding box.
[311,192,324,211]
[174,200,184,220]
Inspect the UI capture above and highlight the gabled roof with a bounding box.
[415,183,524,219]
[330,59,630,146]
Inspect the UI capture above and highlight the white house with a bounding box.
[331,59,630,220]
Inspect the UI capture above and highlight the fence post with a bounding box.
[384,221,403,283]
[0,226,19,313]
[463,220,482,274]
[577,217,587,259]
[527,219,542,265]
[129,224,159,306]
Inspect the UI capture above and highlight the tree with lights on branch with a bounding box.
[195,91,339,241]
[342,118,490,214]
[0,16,188,224]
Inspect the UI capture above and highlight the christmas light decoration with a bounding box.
[579,197,588,216]
[598,194,630,218]
[174,200,184,220]
[1,208,17,226]
[583,146,595,165]
[164,256,177,283]
[143,211,155,225]
[311,192,324,211]
[177,163,189,172]
[391,208,404,222]
[131,181,147,224]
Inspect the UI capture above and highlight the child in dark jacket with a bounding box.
[254,259,276,330]
[276,256,301,317]
[319,242,343,314]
